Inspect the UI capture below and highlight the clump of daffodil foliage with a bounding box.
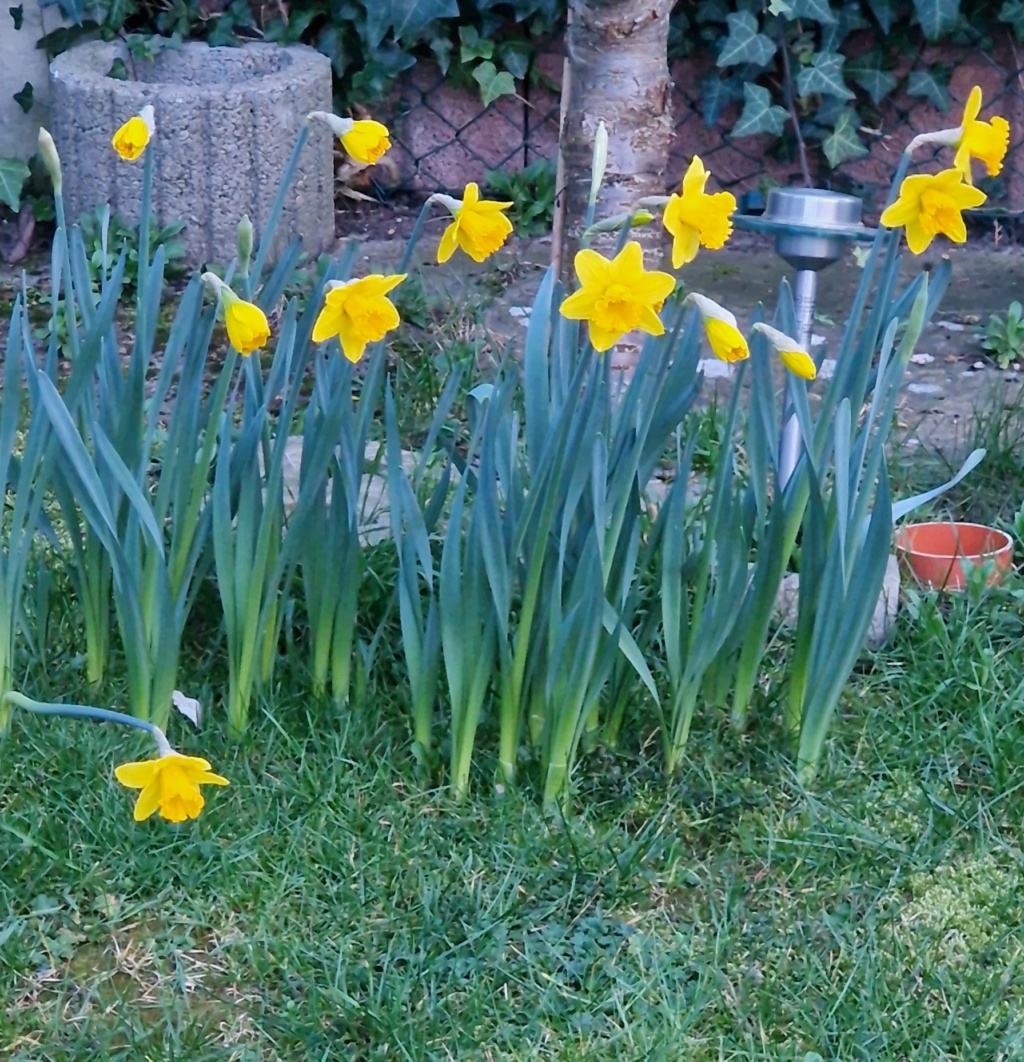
[0,84,1008,822]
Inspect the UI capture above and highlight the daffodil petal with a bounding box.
[637,305,666,336]
[670,225,701,269]
[133,781,163,822]
[559,287,599,320]
[780,348,817,380]
[312,304,344,344]
[589,323,622,352]
[437,221,460,264]
[574,248,611,288]
[114,760,159,788]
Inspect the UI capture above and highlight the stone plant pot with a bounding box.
[895,521,1014,591]
[48,40,335,268]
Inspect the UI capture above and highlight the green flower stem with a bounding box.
[251,121,311,290]
[1,691,170,752]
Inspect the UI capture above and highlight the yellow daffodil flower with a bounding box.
[201,272,271,355]
[559,242,676,352]
[683,293,749,363]
[880,168,986,255]
[307,111,391,165]
[662,156,737,268]
[115,750,229,823]
[312,273,407,362]
[751,323,816,380]
[112,105,155,162]
[342,120,391,165]
[954,86,1010,183]
[434,183,514,264]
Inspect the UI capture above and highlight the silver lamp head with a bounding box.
[764,188,864,271]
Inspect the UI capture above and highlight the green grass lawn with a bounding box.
[3,565,1024,1060]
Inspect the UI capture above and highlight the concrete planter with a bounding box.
[48,40,335,267]
[0,0,66,162]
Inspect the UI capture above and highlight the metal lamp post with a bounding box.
[734,188,874,488]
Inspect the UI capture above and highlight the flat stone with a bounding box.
[698,359,732,379]
[910,353,935,365]
[774,554,899,650]
[49,40,334,267]
[907,383,944,396]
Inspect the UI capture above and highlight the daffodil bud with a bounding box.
[236,214,254,276]
[589,121,609,207]
[38,127,62,195]
[584,209,656,237]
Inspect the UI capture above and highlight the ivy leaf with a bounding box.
[790,0,837,24]
[459,26,493,62]
[9,5,23,29]
[998,0,1024,40]
[907,68,951,112]
[363,0,459,49]
[473,60,516,107]
[912,0,960,40]
[796,52,855,100]
[0,156,30,212]
[865,0,895,31]
[717,12,776,68]
[823,108,868,166]
[430,36,453,74]
[768,0,793,15]
[496,41,531,81]
[846,58,898,104]
[731,83,789,137]
[13,81,33,114]
[699,72,737,127]
[696,0,731,23]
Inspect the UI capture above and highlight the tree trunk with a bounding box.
[556,0,674,284]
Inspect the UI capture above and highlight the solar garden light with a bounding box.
[735,188,873,488]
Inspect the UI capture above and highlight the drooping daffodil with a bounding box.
[432,183,514,264]
[559,242,676,352]
[751,323,817,380]
[115,748,229,823]
[662,156,737,268]
[112,104,155,162]
[954,86,1010,183]
[312,273,407,363]
[683,292,749,363]
[880,168,986,255]
[201,272,271,355]
[308,110,391,165]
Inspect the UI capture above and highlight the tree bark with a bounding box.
[556,0,674,284]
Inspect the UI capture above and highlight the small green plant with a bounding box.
[0,156,31,212]
[484,158,556,237]
[980,300,1024,369]
[78,206,187,291]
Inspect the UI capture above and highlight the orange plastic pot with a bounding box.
[895,521,1014,591]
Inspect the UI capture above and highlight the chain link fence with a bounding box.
[382,31,1024,223]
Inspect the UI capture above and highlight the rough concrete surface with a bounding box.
[0,0,66,161]
[48,40,335,268]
